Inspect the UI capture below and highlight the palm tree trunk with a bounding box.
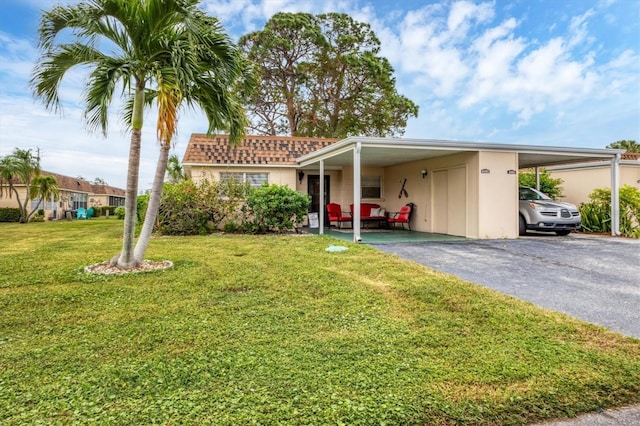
[115,128,142,268]
[134,142,170,262]
[114,84,145,269]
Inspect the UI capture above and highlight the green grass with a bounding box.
[1,219,639,425]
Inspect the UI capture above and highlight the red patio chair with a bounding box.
[326,203,352,229]
[388,203,414,230]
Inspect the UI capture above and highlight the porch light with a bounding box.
[298,170,305,184]
[421,169,427,179]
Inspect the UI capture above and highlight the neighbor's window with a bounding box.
[220,172,269,189]
[361,175,381,198]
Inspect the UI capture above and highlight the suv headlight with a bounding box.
[528,202,545,210]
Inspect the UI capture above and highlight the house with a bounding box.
[182,134,340,214]
[0,171,125,220]
[547,152,640,206]
[183,134,623,241]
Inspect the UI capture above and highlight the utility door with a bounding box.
[432,167,467,236]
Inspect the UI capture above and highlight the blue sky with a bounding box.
[1,0,638,190]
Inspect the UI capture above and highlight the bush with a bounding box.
[580,185,640,238]
[0,208,21,222]
[243,184,310,233]
[156,178,248,236]
[114,207,125,220]
[31,213,45,222]
[519,168,564,199]
[137,193,149,224]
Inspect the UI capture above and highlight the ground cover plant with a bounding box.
[1,219,639,425]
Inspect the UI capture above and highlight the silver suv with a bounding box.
[519,187,581,236]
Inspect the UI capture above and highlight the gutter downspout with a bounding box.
[319,160,324,233]
[611,153,620,236]
[353,142,362,243]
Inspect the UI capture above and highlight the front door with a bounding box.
[308,175,330,221]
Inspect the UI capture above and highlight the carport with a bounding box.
[296,137,623,243]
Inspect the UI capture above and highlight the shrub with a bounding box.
[103,206,117,217]
[156,178,248,236]
[243,184,310,233]
[519,168,564,199]
[580,185,640,238]
[137,193,149,224]
[31,213,45,222]
[0,208,21,222]
[114,207,125,220]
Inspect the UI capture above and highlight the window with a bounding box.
[108,196,125,207]
[220,172,269,189]
[361,175,381,198]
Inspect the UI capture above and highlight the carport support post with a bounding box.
[319,160,325,232]
[353,142,362,243]
[611,154,620,236]
[535,166,540,191]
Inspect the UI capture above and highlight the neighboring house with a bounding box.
[548,153,640,206]
[0,171,125,220]
[183,134,623,241]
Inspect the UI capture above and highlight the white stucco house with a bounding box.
[182,134,624,242]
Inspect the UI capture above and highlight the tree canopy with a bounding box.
[606,140,639,152]
[518,168,564,200]
[239,12,419,138]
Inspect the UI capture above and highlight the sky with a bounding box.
[0,0,638,190]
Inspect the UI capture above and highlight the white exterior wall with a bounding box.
[477,151,519,239]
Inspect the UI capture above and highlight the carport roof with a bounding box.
[296,137,624,169]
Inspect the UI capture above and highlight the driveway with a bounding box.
[372,234,640,339]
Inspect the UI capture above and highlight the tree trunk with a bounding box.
[115,128,142,269]
[114,84,145,269]
[134,141,170,262]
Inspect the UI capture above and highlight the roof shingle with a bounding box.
[182,134,340,166]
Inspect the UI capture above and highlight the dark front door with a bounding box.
[308,175,330,221]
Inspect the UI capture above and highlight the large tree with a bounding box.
[607,140,639,153]
[31,0,252,269]
[239,12,419,138]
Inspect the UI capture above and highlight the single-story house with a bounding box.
[183,134,624,241]
[0,171,125,219]
[546,152,640,206]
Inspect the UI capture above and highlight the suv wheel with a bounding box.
[519,215,526,236]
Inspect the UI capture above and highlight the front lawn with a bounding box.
[1,219,639,425]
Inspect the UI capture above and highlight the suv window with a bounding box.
[519,187,551,201]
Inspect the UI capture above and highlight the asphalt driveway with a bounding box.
[372,234,640,338]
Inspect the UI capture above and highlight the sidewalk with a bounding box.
[532,405,640,425]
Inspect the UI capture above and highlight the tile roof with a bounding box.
[6,171,125,196]
[90,183,126,197]
[621,152,640,161]
[183,134,340,166]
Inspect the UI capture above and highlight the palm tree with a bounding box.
[128,14,253,263]
[0,149,42,223]
[607,140,640,153]
[30,175,60,219]
[166,154,186,183]
[31,0,252,269]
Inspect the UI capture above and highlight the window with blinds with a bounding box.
[220,172,269,189]
[361,175,382,198]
